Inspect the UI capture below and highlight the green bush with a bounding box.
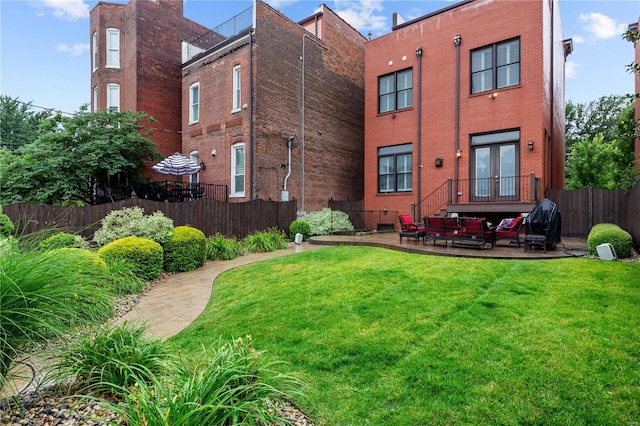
[289,220,311,241]
[98,236,164,281]
[304,208,354,236]
[105,337,302,426]
[587,223,634,258]
[163,226,206,272]
[206,234,245,261]
[93,206,174,246]
[243,228,288,253]
[39,232,89,250]
[51,322,169,397]
[0,206,14,238]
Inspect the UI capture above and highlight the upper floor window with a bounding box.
[106,28,120,68]
[471,38,520,94]
[92,32,98,72]
[107,84,120,111]
[232,65,241,112]
[189,83,199,124]
[378,68,412,114]
[231,143,245,197]
[378,143,412,193]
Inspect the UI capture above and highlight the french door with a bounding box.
[472,143,519,201]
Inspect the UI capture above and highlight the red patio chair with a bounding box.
[494,215,524,247]
[398,214,426,244]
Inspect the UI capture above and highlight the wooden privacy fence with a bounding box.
[547,184,640,243]
[3,198,298,240]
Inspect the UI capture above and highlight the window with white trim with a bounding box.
[232,65,241,112]
[190,151,199,185]
[471,38,520,94]
[378,143,412,193]
[106,84,120,112]
[92,32,98,72]
[106,28,120,68]
[231,143,245,197]
[378,68,412,113]
[93,86,98,112]
[189,83,199,124]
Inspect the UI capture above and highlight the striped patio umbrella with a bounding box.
[152,152,201,176]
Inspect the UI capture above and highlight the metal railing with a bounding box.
[187,6,253,51]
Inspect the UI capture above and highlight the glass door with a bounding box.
[471,143,519,201]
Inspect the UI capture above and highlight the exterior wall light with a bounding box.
[200,161,206,170]
[528,139,534,152]
[456,149,462,158]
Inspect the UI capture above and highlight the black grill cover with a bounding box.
[526,198,562,245]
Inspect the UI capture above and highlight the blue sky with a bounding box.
[1,0,638,116]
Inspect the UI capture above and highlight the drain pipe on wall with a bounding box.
[415,46,423,219]
[453,34,462,204]
[281,136,294,201]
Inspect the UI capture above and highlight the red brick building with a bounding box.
[181,2,365,212]
[364,0,572,225]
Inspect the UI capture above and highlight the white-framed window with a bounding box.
[190,151,199,185]
[93,86,98,112]
[231,143,245,197]
[106,28,120,68]
[92,32,98,72]
[189,82,199,124]
[232,65,241,112]
[106,83,120,112]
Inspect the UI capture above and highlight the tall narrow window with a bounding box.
[106,28,120,68]
[106,84,120,112]
[92,32,98,72]
[378,68,413,113]
[378,143,412,193]
[232,65,241,112]
[93,86,98,112]
[189,83,199,124]
[231,143,245,197]
[190,151,199,185]
[471,38,520,94]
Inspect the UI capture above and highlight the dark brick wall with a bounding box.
[364,0,566,215]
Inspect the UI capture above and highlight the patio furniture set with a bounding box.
[398,214,525,250]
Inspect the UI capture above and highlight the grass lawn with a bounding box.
[167,246,640,425]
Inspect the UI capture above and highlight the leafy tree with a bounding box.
[566,135,622,190]
[0,107,162,205]
[0,96,50,150]
[565,95,631,151]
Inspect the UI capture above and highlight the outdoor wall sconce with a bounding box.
[489,92,498,99]
[391,114,396,119]
[435,157,443,167]
[456,149,462,158]
[528,139,534,152]
[199,161,206,171]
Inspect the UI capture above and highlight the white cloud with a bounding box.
[57,43,90,56]
[332,0,387,32]
[572,35,585,44]
[565,61,579,79]
[38,0,90,21]
[578,12,626,40]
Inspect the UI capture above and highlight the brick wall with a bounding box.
[364,0,566,215]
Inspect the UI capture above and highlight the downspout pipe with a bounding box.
[249,28,255,200]
[454,34,462,204]
[283,137,293,192]
[415,47,423,219]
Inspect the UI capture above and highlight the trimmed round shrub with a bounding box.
[587,223,634,258]
[0,206,14,238]
[45,248,108,276]
[39,232,89,250]
[98,236,163,281]
[289,220,311,241]
[163,226,206,272]
[93,207,174,246]
[304,208,354,236]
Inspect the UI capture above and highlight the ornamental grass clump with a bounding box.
[50,322,170,397]
[304,208,354,236]
[587,222,634,258]
[97,236,163,282]
[206,234,245,261]
[106,337,302,426]
[163,226,206,272]
[0,243,114,389]
[93,206,174,246]
[243,228,288,253]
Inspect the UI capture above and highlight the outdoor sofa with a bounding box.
[423,216,494,250]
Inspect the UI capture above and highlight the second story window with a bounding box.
[107,84,120,112]
[92,32,98,72]
[378,68,412,114]
[106,28,120,68]
[232,65,241,112]
[189,83,199,124]
[471,38,520,94]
